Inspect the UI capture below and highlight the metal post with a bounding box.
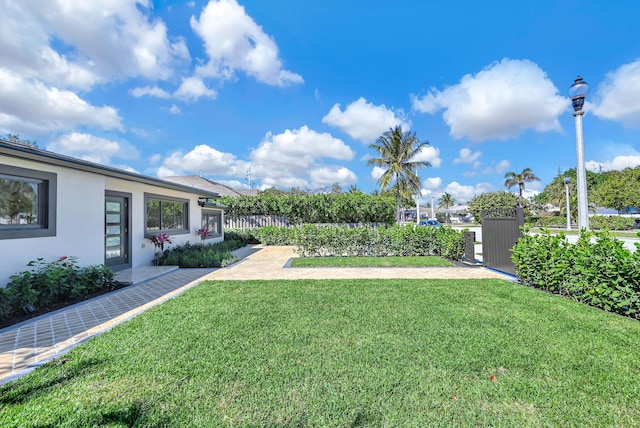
[431,196,435,219]
[565,180,571,230]
[574,111,589,231]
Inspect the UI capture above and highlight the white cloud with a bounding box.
[494,159,511,174]
[481,159,511,175]
[174,76,217,101]
[159,144,246,177]
[215,179,248,189]
[148,153,162,165]
[422,177,443,191]
[322,97,411,143]
[371,166,385,181]
[156,126,355,189]
[47,132,138,165]
[412,59,569,141]
[586,155,640,172]
[0,69,122,136]
[413,146,442,168]
[419,177,492,205]
[591,59,640,126]
[169,104,182,115]
[250,126,355,188]
[190,0,302,86]
[0,0,188,138]
[131,128,150,139]
[131,86,171,99]
[443,181,496,203]
[4,0,189,87]
[453,148,481,164]
[309,166,358,188]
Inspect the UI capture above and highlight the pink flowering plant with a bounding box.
[147,233,173,266]
[196,227,210,243]
[147,233,173,252]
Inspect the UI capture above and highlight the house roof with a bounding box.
[162,176,258,197]
[0,139,220,199]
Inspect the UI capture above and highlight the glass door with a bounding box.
[105,195,129,267]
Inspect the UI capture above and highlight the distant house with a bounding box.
[0,140,225,287]
[162,176,259,197]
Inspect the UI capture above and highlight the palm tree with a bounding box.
[504,168,540,207]
[367,126,431,222]
[438,192,456,223]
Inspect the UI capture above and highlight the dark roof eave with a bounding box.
[0,140,220,199]
[200,202,228,209]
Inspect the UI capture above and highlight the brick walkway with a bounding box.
[0,245,511,385]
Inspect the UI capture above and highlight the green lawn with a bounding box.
[289,255,454,267]
[2,279,640,426]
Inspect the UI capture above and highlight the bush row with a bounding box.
[590,216,637,230]
[157,239,245,268]
[221,193,396,224]
[228,225,465,260]
[0,256,114,321]
[511,228,640,319]
[527,215,637,230]
[296,225,464,259]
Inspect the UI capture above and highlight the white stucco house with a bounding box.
[0,139,226,287]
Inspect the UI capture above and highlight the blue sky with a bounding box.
[1,0,640,202]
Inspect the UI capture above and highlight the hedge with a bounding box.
[221,193,396,224]
[511,228,640,320]
[527,215,637,230]
[234,224,465,260]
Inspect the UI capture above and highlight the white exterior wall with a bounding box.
[1,155,224,287]
[103,177,224,269]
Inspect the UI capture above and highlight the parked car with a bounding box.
[418,219,442,228]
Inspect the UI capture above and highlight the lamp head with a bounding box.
[564,176,570,184]
[569,76,589,112]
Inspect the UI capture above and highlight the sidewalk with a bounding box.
[0,267,215,385]
[0,245,510,385]
[200,245,510,281]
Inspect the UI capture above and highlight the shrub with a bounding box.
[527,215,637,230]
[526,216,567,228]
[157,239,245,268]
[512,228,640,319]
[468,191,521,224]
[255,226,298,246]
[293,224,464,260]
[224,229,260,244]
[221,193,396,224]
[1,257,115,321]
[589,216,636,230]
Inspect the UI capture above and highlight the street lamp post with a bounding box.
[564,176,571,230]
[431,195,435,219]
[570,76,590,231]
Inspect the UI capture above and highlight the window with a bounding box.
[202,210,222,237]
[0,165,56,239]
[145,194,189,234]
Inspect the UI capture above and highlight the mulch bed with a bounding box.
[0,281,132,330]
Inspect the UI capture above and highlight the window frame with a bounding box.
[201,209,223,239]
[0,164,57,240]
[144,193,189,236]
